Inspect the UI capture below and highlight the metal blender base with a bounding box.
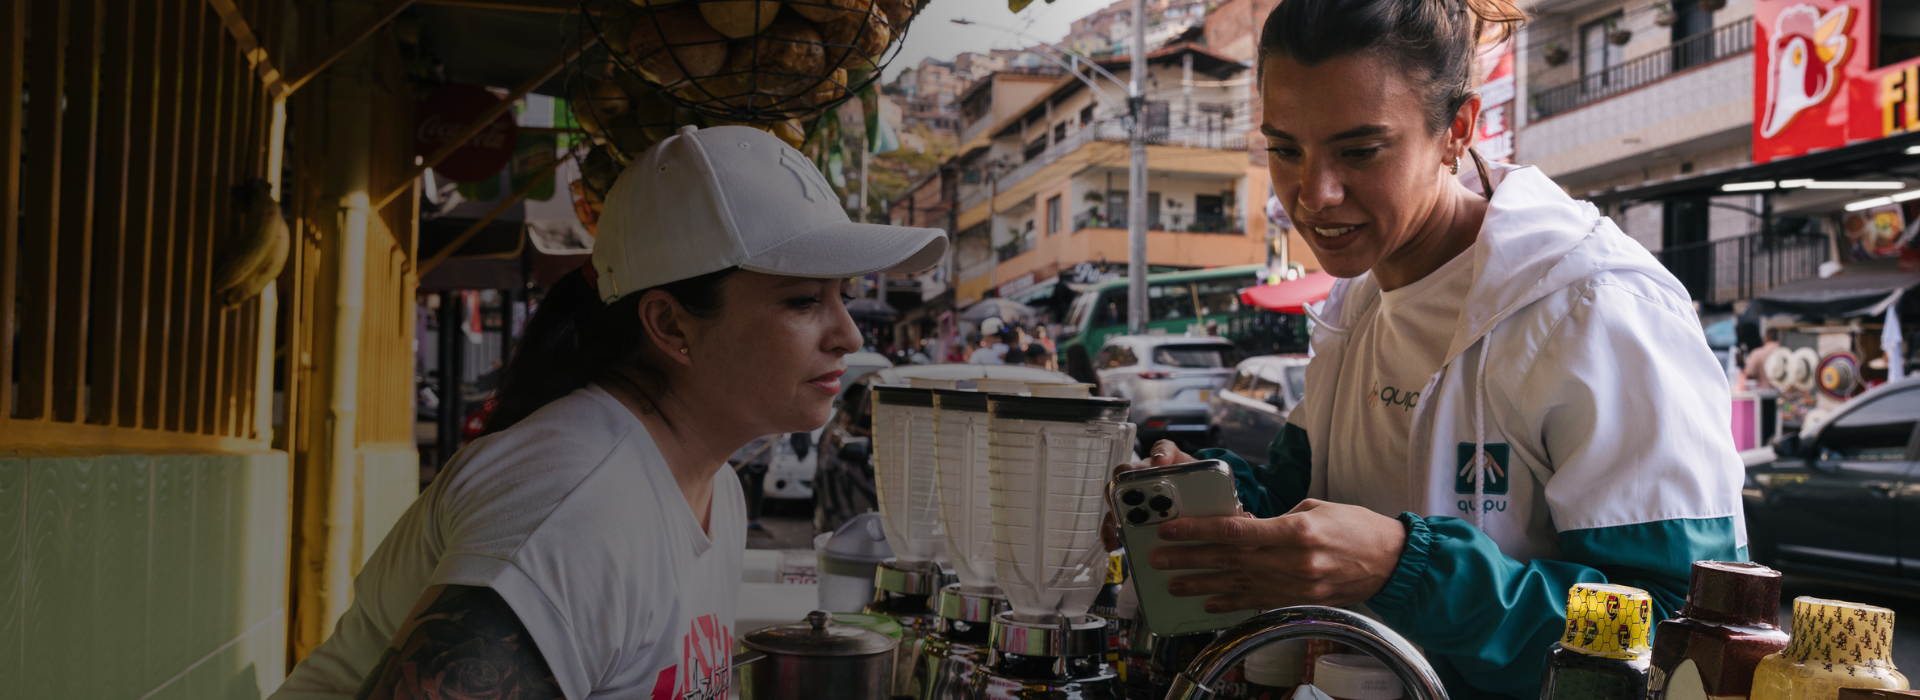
[866,559,947,699]
[915,584,1006,700]
[967,612,1121,700]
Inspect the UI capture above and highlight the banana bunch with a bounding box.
[211,178,290,308]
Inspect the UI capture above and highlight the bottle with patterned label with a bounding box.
[1750,597,1908,700]
[1540,583,1654,700]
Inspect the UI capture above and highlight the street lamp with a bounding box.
[952,3,1150,333]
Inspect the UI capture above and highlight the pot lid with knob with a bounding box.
[741,611,899,657]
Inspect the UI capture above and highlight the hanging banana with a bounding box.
[211,178,291,307]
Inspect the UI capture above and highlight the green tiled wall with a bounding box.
[0,451,290,699]
[359,446,421,571]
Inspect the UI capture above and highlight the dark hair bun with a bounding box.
[1258,0,1525,133]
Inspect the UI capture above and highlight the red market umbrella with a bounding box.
[1239,271,1338,314]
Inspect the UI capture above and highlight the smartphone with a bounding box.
[1109,459,1257,636]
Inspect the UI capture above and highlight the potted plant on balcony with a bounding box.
[1653,2,1677,26]
[1607,17,1632,45]
[1543,41,1570,66]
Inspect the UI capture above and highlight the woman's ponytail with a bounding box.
[482,265,735,436]
[484,269,612,434]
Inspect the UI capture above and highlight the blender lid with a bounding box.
[818,512,893,563]
[1028,383,1094,399]
[931,388,988,412]
[871,384,934,407]
[742,611,899,657]
[973,378,1028,394]
[988,393,1129,423]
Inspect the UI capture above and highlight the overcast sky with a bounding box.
[884,0,1122,81]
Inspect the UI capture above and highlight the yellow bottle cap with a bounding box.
[1781,597,1898,667]
[1560,583,1653,659]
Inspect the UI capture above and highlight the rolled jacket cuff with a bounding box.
[1367,511,1433,616]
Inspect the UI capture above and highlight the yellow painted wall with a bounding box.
[956,273,996,307]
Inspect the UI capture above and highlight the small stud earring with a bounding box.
[679,347,690,355]
[1451,157,1461,175]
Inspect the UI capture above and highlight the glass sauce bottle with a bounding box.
[1540,583,1654,700]
[1648,561,1790,700]
[1750,597,1907,700]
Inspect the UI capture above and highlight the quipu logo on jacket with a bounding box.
[1454,443,1510,496]
[1371,384,1420,411]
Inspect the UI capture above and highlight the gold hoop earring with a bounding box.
[1451,157,1461,175]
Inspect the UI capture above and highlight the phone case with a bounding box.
[1110,460,1258,636]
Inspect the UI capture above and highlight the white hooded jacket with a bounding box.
[1300,160,1746,557]
[1207,161,1747,698]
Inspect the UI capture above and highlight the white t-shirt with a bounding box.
[1326,250,1476,517]
[968,343,1008,365]
[272,384,746,700]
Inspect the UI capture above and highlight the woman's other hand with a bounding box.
[1151,499,1407,612]
[1100,440,1197,551]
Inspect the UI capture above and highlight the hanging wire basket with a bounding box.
[561,1,920,225]
[568,0,918,129]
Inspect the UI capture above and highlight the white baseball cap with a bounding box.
[589,125,948,302]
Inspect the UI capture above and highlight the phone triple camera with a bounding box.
[1118,487,1178,525]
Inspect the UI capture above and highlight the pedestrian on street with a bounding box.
[969,329,1013,365]
[1104,2,1745,697]
[731,435,778,536]
[1744,327,1782,391]
[815,382,879,535]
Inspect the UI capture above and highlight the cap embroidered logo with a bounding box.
[779,147,834,204]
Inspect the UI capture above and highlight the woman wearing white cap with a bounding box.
[271,125,947,700]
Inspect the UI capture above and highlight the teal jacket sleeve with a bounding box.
[1207,429,1743,700]
[1367,513,1744,700]
[1198,421,1313,518]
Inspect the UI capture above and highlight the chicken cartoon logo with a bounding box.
[1761,3,1853,137]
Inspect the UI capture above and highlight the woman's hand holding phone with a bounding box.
[1102,440,1410,614]
[1152,499,1408,613]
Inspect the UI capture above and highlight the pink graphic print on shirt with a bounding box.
[649,614,734,700]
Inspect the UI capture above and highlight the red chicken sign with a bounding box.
[1758,4,1853,139]
[1755,0,1920,161]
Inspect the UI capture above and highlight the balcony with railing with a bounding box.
[1530,18,1753,121]
[1073,211,1245,234]
[996,118,1249,193]
[1656,230,1828,304]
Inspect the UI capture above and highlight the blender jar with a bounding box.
[933,387,1001,590]
[986,393,1134,621]
[870,385,946,565]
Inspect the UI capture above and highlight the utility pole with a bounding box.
[1127,0,1149,334]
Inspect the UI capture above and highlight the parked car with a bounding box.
[1093,335,1239,452]
[1747,377,1920,591]
[1207,355,1309,465]
[764,351,895,500]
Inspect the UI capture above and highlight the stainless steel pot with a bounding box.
[738,610,898,700]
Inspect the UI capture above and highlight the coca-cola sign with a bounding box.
[415,83,518,183]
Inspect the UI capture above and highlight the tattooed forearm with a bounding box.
[351,585,565,700]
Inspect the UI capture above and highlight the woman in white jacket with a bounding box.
[1107,0,1746,696]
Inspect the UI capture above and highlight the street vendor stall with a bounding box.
[1747,272,1920,432]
